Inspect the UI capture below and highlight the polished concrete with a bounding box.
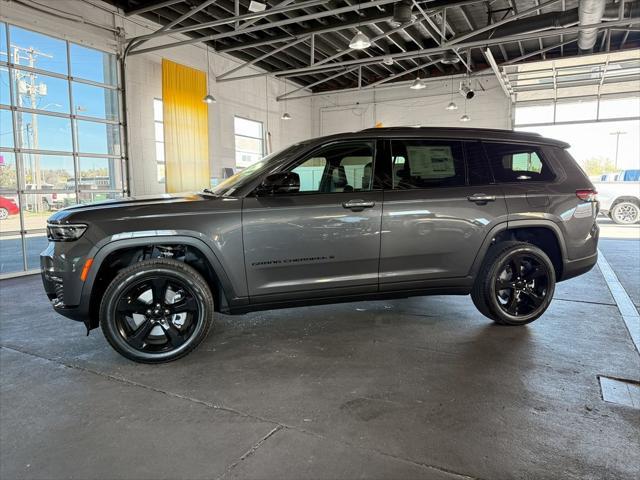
[1,224,639,480]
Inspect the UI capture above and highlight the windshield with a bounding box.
[208,143,307,197]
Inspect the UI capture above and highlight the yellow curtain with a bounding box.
[162,59,210,193]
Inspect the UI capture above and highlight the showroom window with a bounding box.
[234,116,264,169]
[154,98,165,184]
[0,22,125,276]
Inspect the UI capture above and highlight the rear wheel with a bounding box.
[611,201,640,225]
[472,241,555,325]
[100,258,214,363]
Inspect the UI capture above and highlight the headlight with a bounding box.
[47,223,88,242]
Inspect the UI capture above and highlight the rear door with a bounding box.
[242,139,383,300]
[379,139,508,290]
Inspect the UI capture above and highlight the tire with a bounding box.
[0,208,8,220]
[610,201,640,225]
[471,241,555,326]
[100,258,214,363]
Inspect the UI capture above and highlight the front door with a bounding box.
[379,139,509,289]
[243,140,383,300]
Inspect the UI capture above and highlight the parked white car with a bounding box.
[593,170,640,224]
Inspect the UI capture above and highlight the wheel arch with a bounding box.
[82,235,238,329]
[470,220,567,280]
[611,196,640,207]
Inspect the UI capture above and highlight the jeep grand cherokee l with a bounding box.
[41,127,599,363]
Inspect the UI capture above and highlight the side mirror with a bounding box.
[258,172,300,195]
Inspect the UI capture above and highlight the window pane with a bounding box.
[0,22,6,57]
[0,66,9,105]
[21,153,74,189]
[0,193,19,226]
[155,142,164,162]
[78,156,123,190]
[465,142,493,185]
[76,120,121,155]
[153,98,163,122]
[0,152,17,191]
[0,109,14,148]
[235,135,262,154]
[12,68,70,114]
[78,191,122,204]
[483,142,555,182]
[235,151,261,169]
[0,219,26,274]
[25,233,49,270]
[15,112,72,151]
[514,103,554,125]
[234,116,262,138]
[599,96,640,119]
[391,140,464,189]
[293,157,326,192]
[157,163,165,184]
[9,26,68,75]
[154,122,164,142]
[73,82,118,121]
[555,100,597,123]
[70,43,117,86]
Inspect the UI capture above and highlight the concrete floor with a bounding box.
[1,221,639,480]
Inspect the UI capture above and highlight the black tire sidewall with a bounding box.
[486,244,555,325]
[100,262,213,363]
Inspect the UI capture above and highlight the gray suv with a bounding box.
[41,127,599,363]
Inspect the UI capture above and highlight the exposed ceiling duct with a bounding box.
[578,0,607,51]
[390,0,414,27]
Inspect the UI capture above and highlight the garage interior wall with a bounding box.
[0,0,313,196]
[311,76,513,136]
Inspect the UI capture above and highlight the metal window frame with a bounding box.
[0,20,126,276]
[233,115,265,159]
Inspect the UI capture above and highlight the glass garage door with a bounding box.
[0,22,126,277]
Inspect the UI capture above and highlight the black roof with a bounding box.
[312,126,570,148]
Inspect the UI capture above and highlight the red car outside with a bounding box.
[0,195,19,220]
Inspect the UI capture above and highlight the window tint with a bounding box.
[465,141,493,185]
[391,140,464,189]
[483,142,555,182]
[286,141,374,194]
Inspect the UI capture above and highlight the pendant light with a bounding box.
[459,98,470,122]
[203,46,217,104]
[445,80,458,110]
[410,77,426,90]
[349,1,371,50]
[281,78,292,120]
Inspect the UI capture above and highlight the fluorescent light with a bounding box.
[349,30,371,50]
[248,1,267,12]
[409,77,426,90]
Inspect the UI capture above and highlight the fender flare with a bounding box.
[80,235,242,315]
[468,219,568,277]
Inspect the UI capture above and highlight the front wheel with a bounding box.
[471,241,555,325]
[611,201,640,225]
[100,258,214,363]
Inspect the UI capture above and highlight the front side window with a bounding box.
[286,141,374,194]
[483,142,555,182]
[391,140,464,189]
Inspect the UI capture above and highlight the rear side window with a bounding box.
[391,140,465,189]
[483,142,555,182]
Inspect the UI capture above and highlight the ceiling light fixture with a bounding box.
[440,51,460,65]
[281,78,292,120]
[203,46,217,104]
[459,98,470,122]
[281,112,292,120]
[350,1,371,50]
[459,82,475,100]
[410,77,426,90]
[445,79,457,110]
[390,0,414,28]
[248,1,267,13]
[382,56,394,66]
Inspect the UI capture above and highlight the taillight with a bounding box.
[576,189,597,202]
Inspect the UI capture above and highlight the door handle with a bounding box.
[467,194,496,204]
[343,200,375,210]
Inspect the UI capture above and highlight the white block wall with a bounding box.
[1,0,313,195]
[311,75,513,136]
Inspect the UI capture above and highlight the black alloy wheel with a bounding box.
[100,258,214,363]
[471,241,556,325]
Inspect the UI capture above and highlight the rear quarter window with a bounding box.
[483,142,556,183]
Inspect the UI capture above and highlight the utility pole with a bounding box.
[609,130,627,170]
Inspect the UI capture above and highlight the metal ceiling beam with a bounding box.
[501,38,578,65]
[277,66,361,100]
[216,36,311,80]
[218,16,640,81]
[237,0,296,31]
[125,0,186,17]
[484,47,514,100]
[366,59,442,88]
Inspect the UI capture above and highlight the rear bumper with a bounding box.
[559,251,598,282]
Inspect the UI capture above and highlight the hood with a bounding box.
[48,192,212,223]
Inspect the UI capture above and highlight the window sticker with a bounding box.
[407,146,455,177]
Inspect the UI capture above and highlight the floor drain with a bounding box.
[599,376,640,408]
